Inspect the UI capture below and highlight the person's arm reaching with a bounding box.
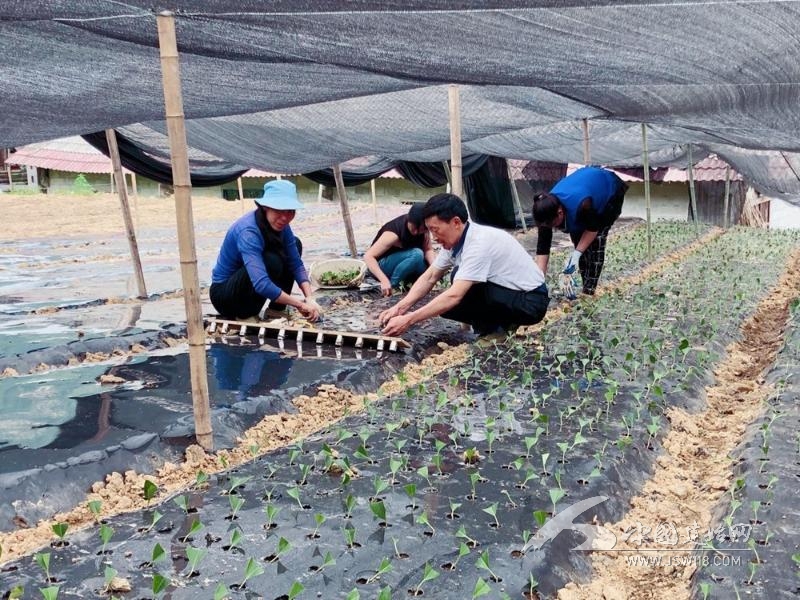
[535,226,553,274]
[378,263,445,326]
[364,231,400,296]
[382,278,472,336]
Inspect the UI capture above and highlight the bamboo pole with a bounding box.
[448,85,463,200]
[237,176,245,214]
[370,177,378,224]
[641,124,652,261]
[722,164,731,229]
[130,172,138,197]
[506,160,527,233]
[687,146,700,236]
[582,118,591,165]
[333,164,358,257]
[106,129,148,299]
[317,184,324,204]
[5,163,13,192]
[109,171,115,194]
[442,160,452,193]
[157,11,213,450]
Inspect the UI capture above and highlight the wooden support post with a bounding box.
[506,160,527,233]
[582,118,591,165]
[237,176,245,214]
[130,172,138,197]
[448,85,463,200]
[687,146,700,236]
[723,164,731,229]
[157,11,213,451]
[6,163,14,191]
[333,164,358,257]
[109,171,115,194]
[641,124,653,261]
[106,129,148,300]
[370,178,378,224]
[317,183,324,204]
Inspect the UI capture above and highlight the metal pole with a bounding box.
[448,85,463,200]
[506,160,527,233]
[105,129,148,299]
[157,11,213,450]
[582,118,591,165]
[722,164,731,229]
[687,146,700,236]
[333,164,358,257]
[642,124,652,261]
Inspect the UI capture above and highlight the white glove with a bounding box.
[563,249,582,275]
[559,273,577,300]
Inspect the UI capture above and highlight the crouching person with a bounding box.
[380,193,549,337]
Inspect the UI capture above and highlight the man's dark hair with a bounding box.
[532,192,560,226]
[422,193,468,223]
[407,203,425,227]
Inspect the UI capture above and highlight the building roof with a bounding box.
[4,136,125,174]
[567,156,743,183]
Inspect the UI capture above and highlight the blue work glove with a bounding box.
[559,273,577,300]
[563,249,582,275]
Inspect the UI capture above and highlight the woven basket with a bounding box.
[309,258,367,289]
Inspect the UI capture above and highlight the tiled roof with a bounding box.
[4,136,122,174]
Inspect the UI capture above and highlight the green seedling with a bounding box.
[185,546,207,576]
[413,563,439,596]
[287,581,304,600]
[416,465,434,489]
[451,542,470,569]
[699,582,711,600]
[455,525,478,548]
[267,537,290,562]
[227,527,243,550]
[309,513,326,539]
[181,518,204,543]
[404,483,418,509]
[527,573,540,598]
[343,526,358,549]
[388,457,403,485]
[39,586,59,600]
[377,587,391,600]
[195,470,209,487]
[366,557,393,584]
[501,489,517,508]
[288,448,301,466]
[373,476,389,498]
[228,494,245,520]
[173,495,190,514]
[226,475,252,495]
[35,552,52,583]
[519,469,536,489]
[486,429,497,454]
[416,511,435,536]
[143,480,158,505]
[297,463,311,486]
[431,453,444,475]
[214,583,230,600]
[103,566,117,593]
[482,502,500,528]
[286,485,305,510]
[475,550,500,582]
[468,471,480,498]
[541,452,550,476]
[264,503,280,529]
[51,522,68,545]
[472,577,492,599]
[557,441,569,465]
[152,573,169,597]
[99,523,114,555]
[239,557,264,589]
[150,542,167,566]
[344,494,356,519]
[463,448,481,465]
[365,498,385,524]
[449,501,462,519]
[87,500,102,523]
[549,488,566,515]
[345,589,360,600]
[316,551,336,572]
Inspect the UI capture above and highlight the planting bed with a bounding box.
[692,299,800,598]
[3,226,799,600]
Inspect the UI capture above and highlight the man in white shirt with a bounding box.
[380,193,549,336]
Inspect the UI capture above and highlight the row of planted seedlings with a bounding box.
[693,298,800,599]
[2,226,794,600]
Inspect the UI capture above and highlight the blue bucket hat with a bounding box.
[255,180,304,210]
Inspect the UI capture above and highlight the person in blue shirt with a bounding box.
[532,166,627,296]
[210,180,320,321]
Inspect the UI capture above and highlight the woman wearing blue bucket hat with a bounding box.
[210,180,321,321]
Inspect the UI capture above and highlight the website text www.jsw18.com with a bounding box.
[625,554,742,568]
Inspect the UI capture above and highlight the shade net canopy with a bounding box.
[2,1,800,204]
